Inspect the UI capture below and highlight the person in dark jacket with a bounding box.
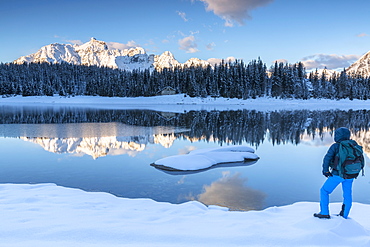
[314,127,355,219]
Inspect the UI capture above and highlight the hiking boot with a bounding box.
[338,204,345,217]
[313,213,330,219]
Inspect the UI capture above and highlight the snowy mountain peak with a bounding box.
[125,47,146,56]
[75,37,109,52]
[13,38,210,71]
[14,38,152,70]
[347,50,370,76]
[184,58,210,67]
[153,51,180,70]
[14,43,79,65]
[163,51,175,57]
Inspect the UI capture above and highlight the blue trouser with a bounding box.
[320,175,354,218]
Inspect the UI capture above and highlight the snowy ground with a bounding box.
[2,94,370,112]
[1,95,370,246]
[1,183,370,247]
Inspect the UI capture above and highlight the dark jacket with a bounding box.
[322,127,351,175]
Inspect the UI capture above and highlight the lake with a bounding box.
[1,106,369,211]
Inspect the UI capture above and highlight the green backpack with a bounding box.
[335,140,365,179]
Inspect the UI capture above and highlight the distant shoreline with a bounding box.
[1,94,370,112]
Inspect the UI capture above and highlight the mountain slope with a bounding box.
[13,38,209,71]
[347,50,370,76]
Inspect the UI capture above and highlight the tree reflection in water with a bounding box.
[1,106,370,150]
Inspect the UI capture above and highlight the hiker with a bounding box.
[314,127,364,219]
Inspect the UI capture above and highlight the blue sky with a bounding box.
[1,0,369,70]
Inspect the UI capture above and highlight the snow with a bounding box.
[12,38,211,72]
[1,183,370,247]
[13,38,154,71]
[153,145,259,171]
[184,57,210,67]
[347,50,370,76]
[153,51,180,69]
[2,94,370,112]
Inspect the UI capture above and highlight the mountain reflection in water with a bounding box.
[1,107,370,158]
[1,121,190,158]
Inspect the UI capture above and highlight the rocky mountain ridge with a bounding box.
[14,38,210,71]
[346,50,370,76]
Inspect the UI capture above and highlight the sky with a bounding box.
[0,0,369,71]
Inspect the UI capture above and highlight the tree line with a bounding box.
[0,60,369,100]
[1,107,370,146]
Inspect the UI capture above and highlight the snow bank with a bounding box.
[152,145,259,171]
[2,94,370,112]
[0,183,369,247]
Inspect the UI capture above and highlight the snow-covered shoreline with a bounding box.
[1,183,369,247]
[2,94,370,112]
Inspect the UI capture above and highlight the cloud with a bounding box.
[300,131,334,147]
[64,39,141,50]
[272,59,288,64]
[206,42,216,50]
[207,56,236,65]
[66,39,83,45]
[178,146,197,155]
[177,11,188,22]
[301,54,361,70]
[144,39,155,46]
[178,35,199,53]
[106,40,140,50]
[357,33,369,37]
[198,0,274,27]
[177,30,186,37]
[195,172,266,211]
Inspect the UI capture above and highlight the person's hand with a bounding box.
[323,171,332,177]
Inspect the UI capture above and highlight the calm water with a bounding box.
[1,106,369,211]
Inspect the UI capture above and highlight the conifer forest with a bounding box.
[0,59,369,100]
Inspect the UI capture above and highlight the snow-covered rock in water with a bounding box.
[152,145,259,171]
[347,50,370,76]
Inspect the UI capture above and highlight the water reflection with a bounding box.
[8,123,188,159]
[1,106,370,209]
[21,136,145,159]
[2,106,370,158]
[152,160,258,175]
[190,172,266,211]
